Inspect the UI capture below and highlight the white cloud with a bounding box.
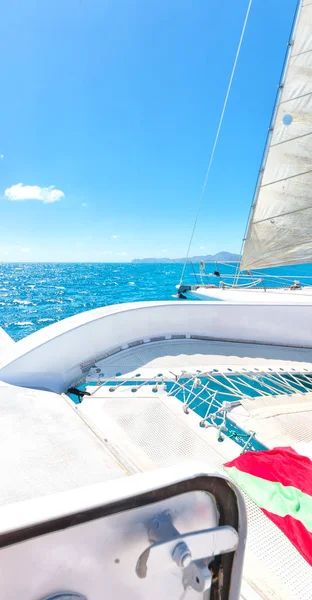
[200,246,205,250]
[117,252,128,256]
[111,235,119,239]
[4,183,64,203]
[21,247,31,253]
[161,249,168,253]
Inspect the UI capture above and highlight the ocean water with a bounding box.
[0,262,188,341]
[1,261,312,341]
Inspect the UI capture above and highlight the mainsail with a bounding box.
[240,0,312,271]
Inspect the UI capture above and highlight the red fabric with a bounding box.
[224,446,312,495]
[224,447,312,565]
[261,509,312,566]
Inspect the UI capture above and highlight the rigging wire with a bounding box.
[179,0,253,285]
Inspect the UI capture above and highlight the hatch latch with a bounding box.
[136,511,239,593]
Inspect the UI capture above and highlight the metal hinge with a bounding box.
[136,511,239,593]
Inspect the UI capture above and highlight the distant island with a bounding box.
[132,252,241,264]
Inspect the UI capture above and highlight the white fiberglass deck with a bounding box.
[92,337,312,378]
[0,383,126,506]
[228,393,312,452]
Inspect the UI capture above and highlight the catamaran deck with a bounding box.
[0,383,127,506]
[78,396,311,599]
[77,339,312,599]
[1,302,312,598]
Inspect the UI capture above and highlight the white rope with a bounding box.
[179,0,253,285]
[221,277,262,289]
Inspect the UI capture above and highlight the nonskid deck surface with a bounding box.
[228,394,312,452]
[77,383,311,600]
[91,338,312,377]
[70,338,312,600]
[0,383,126,506]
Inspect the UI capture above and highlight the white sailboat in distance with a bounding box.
[178,0,312,303]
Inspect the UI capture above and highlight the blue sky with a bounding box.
[0,0,297,262]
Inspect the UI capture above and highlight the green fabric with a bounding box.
[224,466,312,532]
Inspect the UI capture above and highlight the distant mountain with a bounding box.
[132,252,241,264]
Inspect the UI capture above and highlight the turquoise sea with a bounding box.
[1,261,312,341]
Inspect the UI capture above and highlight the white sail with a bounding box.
[241,0,312,271]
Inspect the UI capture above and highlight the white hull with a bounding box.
[2,300,312,391]
[185,285,312,303]
[0,326,14,355]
